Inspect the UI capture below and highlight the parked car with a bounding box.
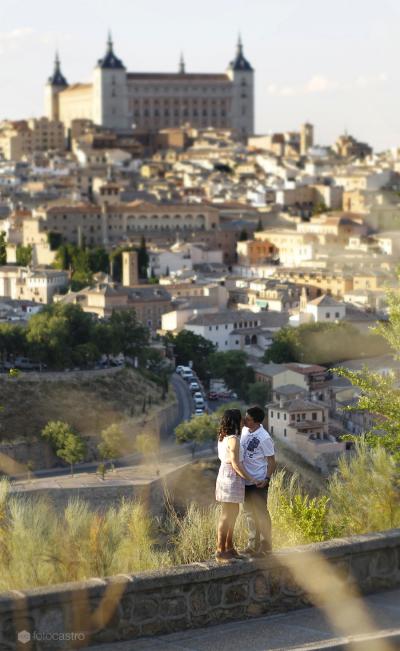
[182,370,194,381]
[194,398,205,408]
[190,382,200,392]
[175,365,185,375]
[194,407,205,415]
[13,357,44,371]
[207,391,218,401]
[193,391,203,400]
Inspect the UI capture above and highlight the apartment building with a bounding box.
[0,118,65,161]
[0,266,69,303]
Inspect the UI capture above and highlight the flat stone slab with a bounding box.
[87,588,400,651]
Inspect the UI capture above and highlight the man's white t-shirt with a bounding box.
[240,425,275,485]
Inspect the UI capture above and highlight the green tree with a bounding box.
[98,423,127,469]
[207,350,255,400]
[0,232,6,265]
[175,413,218,446]
[41,420,73,450]
[109,309,149,359]
[47,232,64,251]
[165,330,216,380]
[16,245,32,266]
[138,236,149,279]
[56,432,86,475]
[264,322,387,365]
[247,381,271,406]
[239,229,248,241]
[255,218,263,231]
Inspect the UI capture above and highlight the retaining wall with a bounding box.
[0,529,399,650]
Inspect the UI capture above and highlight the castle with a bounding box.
[45,35,255,138]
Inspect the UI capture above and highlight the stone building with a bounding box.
[0,266,69,304]
[45,35,255,138]
[0,118,65,161]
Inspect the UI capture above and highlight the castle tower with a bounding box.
[122,251,139,287]
[44,52,68,121]
[300,123,314,156]
[226,35,254,139]
[93,33,129,130]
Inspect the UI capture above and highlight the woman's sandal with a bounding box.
[215,550,236,563]
[226,548,245,559]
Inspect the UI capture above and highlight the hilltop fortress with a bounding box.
[45,34,255,137]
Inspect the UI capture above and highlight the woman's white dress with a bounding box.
[215,435,245,503]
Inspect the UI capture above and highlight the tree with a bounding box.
[41,420,73,450]
[56,432,86,475]
[16,245,32,266]
[165,330,216,380]
[47,232,64,251]
[98,423,127,470]
[109,309,149,359]
[207,350,255,400]
[239,229,248,241]
[334,283,400,462]
[255,218,263,232]
[263,327,301,363]
[0,232,6,265]
[247,382,271,406]
[138,236,149,279]
[175,413,218,446]
[264,322,387,366]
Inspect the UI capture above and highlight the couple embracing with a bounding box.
[215,406,276,563]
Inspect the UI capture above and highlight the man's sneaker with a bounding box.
[226,548,245,559]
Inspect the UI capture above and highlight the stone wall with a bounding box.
[0,529,399,650]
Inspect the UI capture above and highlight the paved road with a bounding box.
[88,588,400,651]
[170,374,193,430]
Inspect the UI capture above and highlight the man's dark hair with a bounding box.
[246,406,265,424]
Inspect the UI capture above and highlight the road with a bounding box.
[9,373,195,482]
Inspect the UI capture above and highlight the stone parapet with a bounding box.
[0,529,399,649]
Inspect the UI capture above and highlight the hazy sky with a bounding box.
[0,0,399,151]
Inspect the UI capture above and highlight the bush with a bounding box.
[327,442,400,536]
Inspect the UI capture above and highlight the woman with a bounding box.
[215,408,255,562]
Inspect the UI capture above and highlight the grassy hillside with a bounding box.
[0,368,174,451]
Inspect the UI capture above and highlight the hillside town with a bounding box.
[0,37,399,477]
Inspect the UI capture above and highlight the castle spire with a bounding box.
[179,52,185,74]
[48,50,68,87]
[229,34,253,72]
[97,31,124,69]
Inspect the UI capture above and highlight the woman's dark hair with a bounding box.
[218,409,242,442]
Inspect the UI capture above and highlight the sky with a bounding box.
[0,0,399,151]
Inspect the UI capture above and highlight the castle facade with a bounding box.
[45,35,255,138]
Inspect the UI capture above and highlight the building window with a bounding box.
[270,411,274,418]
[325,312,330,318]
[335,312,340,318]
[277,412,280,419]
[284,429,287,437]
[312,412,317,420]
[291,414,295,421]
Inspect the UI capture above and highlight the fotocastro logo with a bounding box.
[17,630,31,644]
[17,630,85,643]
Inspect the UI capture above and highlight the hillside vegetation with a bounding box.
[0,368,173,447]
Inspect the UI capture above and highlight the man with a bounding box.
[241,405,276,557]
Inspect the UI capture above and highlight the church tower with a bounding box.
[93,33,129,131]
[226,36,254,139]
[44,52,68,121]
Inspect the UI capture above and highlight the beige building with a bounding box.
[267,394,346,473]
[0,118,65,161]
[23,201,220,249]
[254,230,314,266]
[58,280,171,331]
[0,266,68,303]
[236,239,278,265]
[45,36,255,138]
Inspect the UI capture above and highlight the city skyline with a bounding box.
[0,0,399,150]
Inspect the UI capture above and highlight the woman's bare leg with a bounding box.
[217,504,230,553]
[225,504,239,550]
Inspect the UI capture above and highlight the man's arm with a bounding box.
[257,455,276,488]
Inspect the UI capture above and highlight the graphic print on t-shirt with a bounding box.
[246,436,260,457]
